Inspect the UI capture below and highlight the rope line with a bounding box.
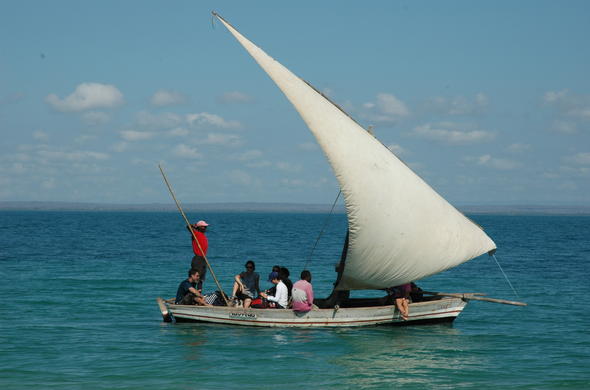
[303,191,342,270]
[491,254,520,298]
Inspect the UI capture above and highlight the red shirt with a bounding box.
[190,229,208,256]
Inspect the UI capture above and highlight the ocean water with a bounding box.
[0,211,589,389]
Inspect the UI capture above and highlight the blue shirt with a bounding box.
[175,280,196,303]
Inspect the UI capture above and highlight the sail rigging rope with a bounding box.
[303,190,342,270]
[491,254,520,298]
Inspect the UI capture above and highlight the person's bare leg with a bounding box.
[232,281,240,297]
[243,298,252,308]
[395,298,405,319]
[402,298,409,319]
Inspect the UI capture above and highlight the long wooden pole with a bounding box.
[158,164,230,306]
[422,291,527,306]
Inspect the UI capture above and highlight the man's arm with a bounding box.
[188,286,202,297]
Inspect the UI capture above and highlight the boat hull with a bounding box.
[161,297,467,328]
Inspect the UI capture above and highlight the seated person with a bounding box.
[409,282,424,302]
[266,265,281,296]
[279,267,293,298]
[292,270,314,312]
[175,268,211,306]
[388,283,411,320]
[231,260,260,308]
[260,272,288,309]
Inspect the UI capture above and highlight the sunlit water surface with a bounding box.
[1,211,588,389]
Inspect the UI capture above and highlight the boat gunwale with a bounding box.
[167,296,463,312]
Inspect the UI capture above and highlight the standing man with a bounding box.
[188,220,209,291]
[292,270,314,312]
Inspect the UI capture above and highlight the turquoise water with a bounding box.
[1,211,589,389]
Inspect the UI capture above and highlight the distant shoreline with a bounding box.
[1,201,589,215]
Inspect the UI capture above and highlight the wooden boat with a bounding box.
[157,295,469,327]
[157,13,525,327]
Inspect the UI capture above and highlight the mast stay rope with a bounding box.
[491,253,520,298]
[303,190,341,270]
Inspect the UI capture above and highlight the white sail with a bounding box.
[214,13,496,290]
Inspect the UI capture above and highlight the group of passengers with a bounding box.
[230,260,314,310]
[174,219,315,312]
[174,219,420,320]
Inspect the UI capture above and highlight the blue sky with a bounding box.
[1,1,589,205]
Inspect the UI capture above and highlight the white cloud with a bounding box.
[198,133,242,146]
[544,90,568,103]
[82,111,110,125]
[74,135,98,145]
[507,143,531,153]
[228,169,254,185]
[276,162,302,173]
[411,122,495,144]
[167,127,190,137]
[33,131,48,141]
[186,112,241,129]
[37,150,110,162]
[111,142,128,152]
[544,90,590,121]
[471,154,520,170]
[551,120,577,134]
[280,178,306,187]
[567,108,590,119]
[387,143,407,156]
[298,142,318,151]
[234,150,263,161]
[120,130,156,141]
[150,90,186,107]
[564,152,590,165]
[423,93,488,116]
[377,93,409,116]
[41,177,56,189]
[218,91,253,104]
[173,144,202,159]
[137,111,183,129]
[245,160,272,168]
[361,93,409,124]
[46,82,124,112]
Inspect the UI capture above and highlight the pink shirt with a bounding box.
[292,279,314,312]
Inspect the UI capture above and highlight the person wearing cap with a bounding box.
[265,265,281,296]
[260,271,288,309]
[188,220,209,291]
[292,270,315,312]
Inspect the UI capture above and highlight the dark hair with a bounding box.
[279,267,290,278]
[188,268,199,277]
[300,270,311,281]
[272,265,280,272]
[245,260,256,270]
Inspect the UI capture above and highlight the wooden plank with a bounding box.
[422,291,527,306]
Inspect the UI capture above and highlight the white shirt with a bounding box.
[267,281,289,308]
